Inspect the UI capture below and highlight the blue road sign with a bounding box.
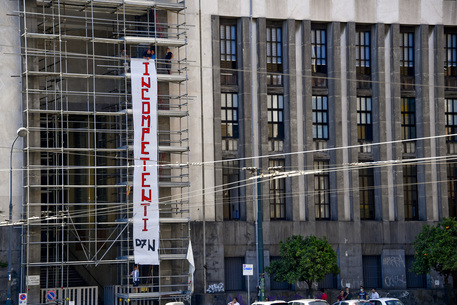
[46,290,56,301]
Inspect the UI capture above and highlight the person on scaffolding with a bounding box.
[131,265,140,292]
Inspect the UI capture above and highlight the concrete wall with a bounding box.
[186,1,457,303]
[0,0,25,303]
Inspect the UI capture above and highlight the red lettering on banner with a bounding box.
[141,142,149,155]
[140,158,149,171]
[142,88,150,100]
[142,77,151,88]
[142,128,150,141]
[141,203,150,216]
[142,189,152,202]
[142,172,150,187]
[142,218,148,231]
[142,101,150,114]
[140,157,149,171]
[143,62,150,75]
[142,115,150,127]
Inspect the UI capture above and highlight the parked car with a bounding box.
[289,299,330,305]
[332,301,373,305]
[252,301,287,305]
[368,298,404,305]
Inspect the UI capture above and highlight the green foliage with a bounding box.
[0,261,7,268]
[413,218,457,284]
[265,235,339,291]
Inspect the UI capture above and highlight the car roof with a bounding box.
[332,301,372,304]
[252,301,287,305]
[369,298,401,301]
[289,300,330,304]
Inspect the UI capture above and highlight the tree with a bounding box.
[265,235,339,297]
[412,218,457,287]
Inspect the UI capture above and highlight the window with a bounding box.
[400,31,415,90]
[400,32,414,76]
[267,94,284,151]
[221,93,239,151]
[405,255,426,288]
[269,159,286,220]
[356,29,371,89]
[401,98,416,153]
[224,257,245,291]
[314,161,330,220]
[446,99,457,154]
[357,97,372,152]
[312,96,329,140]
[223,160,240,220]
[311,28,327,87]
[362,255,382,288]
[445,33,457,77]
[403,164,418,220]
[448,161,457,218]
[359,168,375,220]
[270,257,292,290]
[220,23,237,85]
[266,25,283,86]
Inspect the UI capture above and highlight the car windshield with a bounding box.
[385,301,404,305]
[310,302,329,305]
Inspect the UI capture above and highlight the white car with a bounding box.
[368,298,404,305]
[252,301,287,305]
[332,301,373,305]
[289,299,330,305]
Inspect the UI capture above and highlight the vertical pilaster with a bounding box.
[344,22,357,222]
[211,16,224,222]
[329,21,343,221]
[257,18,269,222]
[416,24,430,221]
[435,25,448,219]
[285,19,298,221]
[240,17,252,221]
[373,23,386,220]
[391,24,403,222]
[303,20,313,222]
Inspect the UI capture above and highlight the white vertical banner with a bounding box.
[131,58,159,265]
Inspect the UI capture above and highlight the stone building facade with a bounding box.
[187,0,457,303]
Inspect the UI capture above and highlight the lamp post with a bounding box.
[7,127,28,305]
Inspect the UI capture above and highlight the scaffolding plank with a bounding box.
[117,217,188,224]
[25,109,128,116]
[125,72,187,82]
[24,33,59,39]
[119,254,187,261]
[126,145,189,153]
[122,36,186,47]
[117,291,186,299]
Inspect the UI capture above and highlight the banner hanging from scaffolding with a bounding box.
[131,58,159,265]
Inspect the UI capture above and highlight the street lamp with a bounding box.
[7,127,27,305]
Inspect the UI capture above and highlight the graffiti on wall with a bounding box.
[382,255,405,268]
[339,278,363,289]
[207,282,225,293]
[384,274,406,287]
[385,291,410,299]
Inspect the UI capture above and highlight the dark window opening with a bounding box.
[314,161,330,220]
[220,23,237,85]
[267,25,283,86]
[403,164,418,220]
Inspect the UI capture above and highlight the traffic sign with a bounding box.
[19,293,27,305]
[46,290,57,301]
[243,264,253,276]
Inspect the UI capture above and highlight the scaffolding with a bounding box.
[19,0,190,303]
